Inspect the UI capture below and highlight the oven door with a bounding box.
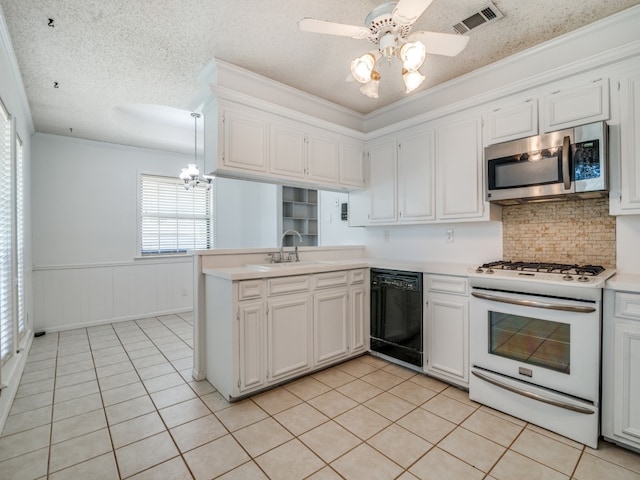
[470,288,600,402]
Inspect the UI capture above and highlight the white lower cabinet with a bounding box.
[603,289,640,450]
[206,269,367,401]
[424,274,469,388]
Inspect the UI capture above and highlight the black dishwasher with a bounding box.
[370,268,423,367]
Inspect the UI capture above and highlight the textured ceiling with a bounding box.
[1,0,639,153]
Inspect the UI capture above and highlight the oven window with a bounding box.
[489,312,570,374]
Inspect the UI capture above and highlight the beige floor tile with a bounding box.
[334,405,391,440]
[101,381,147,407]
[410,447,485,480]
[312,367,356,388]
[0,446,48,480]
[252,386,302,415]
[127,456,193,480]
[361,370,405,390]
[92,345,125,358]
[15,378,54,398]
[200,391,233,412]
[56,351,92,365]
[126,346,160,359]
[48,452,119,480]
[421,393,477,424]
[142,372,185,393]
[19,368,56,386]
[97,370,140,391]
[439,425,506,473]
[527,423,584,449]
[184,434,250,480]
[388,379,438,405]
[441,385,480,407]
[170,414,228,453]
[587,440,640,474]
[104,395,155,426]
[1,405,52,436]
[95,360,134,379]
[0,424,50,462]
[150,383,196,409]
[308,390,359,418]
[367,423,433,468]
[115,431,179,478]
[337,378,384,403]
[171,357,193,372]
[381,363,417,380]
[110,411,166,448]
[217,460,270,480]
[215,399,269,432]
[131,353,167,370]
[397,472,420,480]
[358,354,391,368]
[53,392,103,421]
[307,466,344,480]
[49,428,112,473]
[274,402,330,436]
[56,359,95,377]
[490,450,569,480]
[336,358,378,378]
[159,397,210,428]
[331,443,403,480]
[461,410,524,447]
[284,376,332,400]
[233,417,293,457]
[8,390,53,416]
[55,369,97,389]
[51,408,107,444]
[256,438,325,480]
[409,374,449,392]
[364,391,415,421]
[397,408,456,444]
[511,428,581,476]
[479,405,527,427]
[54,379,100,404]
[574,452,640,480]
[299,420,361,462]
[136,362,176,380]
[187,379,216,396]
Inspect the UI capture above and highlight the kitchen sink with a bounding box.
[246,260,336,270]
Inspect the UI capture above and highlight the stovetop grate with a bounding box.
[479,261,605,276]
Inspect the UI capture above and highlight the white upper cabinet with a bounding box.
[368,138,398,223]
[542,78,610,132]
[306,130,341,184]
[397,129,436,222]
[436,114,487,221]
[222,105,269,173]
[269,121,307,179]
[340,140,365,188]
[484,98,538,146]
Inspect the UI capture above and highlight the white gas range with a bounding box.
[467,261,615,449]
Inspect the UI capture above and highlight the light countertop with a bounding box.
[606,273,640,293]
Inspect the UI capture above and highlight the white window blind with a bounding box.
[16,135,25,339]
[0,100,13,364]
[140,174,212,255]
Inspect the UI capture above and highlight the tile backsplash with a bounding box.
[502,198,615,267]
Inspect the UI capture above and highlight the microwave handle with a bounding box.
[562,135,571,190]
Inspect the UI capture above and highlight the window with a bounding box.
[139,174,213,255]
[0,99,13,364]
[16,135,25,339]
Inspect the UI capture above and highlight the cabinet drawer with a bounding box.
[349,269,366,284]
[314,271,348,289]
[238,280,263,300]
[426,275,468,295]
[615,292,640,320]
[268,275,311,296]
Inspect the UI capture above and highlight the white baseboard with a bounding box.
[0,333,34,436]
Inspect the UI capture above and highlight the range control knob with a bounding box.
[475,267,483,273]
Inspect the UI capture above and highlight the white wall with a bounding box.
[616,216,640,274]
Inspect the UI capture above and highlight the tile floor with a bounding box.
[1,314,640,479]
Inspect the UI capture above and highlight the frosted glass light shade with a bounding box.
[359,71,381,98]
[400,41,426,71]
[350,53,376,83]
[402,69,425,93]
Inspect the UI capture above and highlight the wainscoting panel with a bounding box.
[33,258,193,332]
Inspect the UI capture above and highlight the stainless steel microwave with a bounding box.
[485,121,608,205]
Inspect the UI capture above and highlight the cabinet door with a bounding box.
[223,107,268,172]
[542,78,609,132]
[368,139,397,223]
[350,285,367,354]
[613,321,640,443]
[426,293,469,385]
[313,289,349,366]
[269,122,307,179]
[484,98,538,145]
[340,140,365,188]
[436,116,484,220]
[307,131,340,185]
[267,294,312,381]
[618,72,640,212]
[398,129,436,222]
[238,301,265,393]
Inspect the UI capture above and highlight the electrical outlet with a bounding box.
[181,288,188,296]
[445,229,454,243]
[335,197,340,207]
[383,230,390,243]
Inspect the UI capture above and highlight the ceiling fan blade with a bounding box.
[408,31,470,56]
[393,0,434,25]
[298,18,370,40]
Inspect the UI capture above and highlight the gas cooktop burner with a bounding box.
[477,261,606,277]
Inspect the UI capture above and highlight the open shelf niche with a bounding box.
[282,186,318,246]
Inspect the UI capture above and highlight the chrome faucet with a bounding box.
[280,230,302,262]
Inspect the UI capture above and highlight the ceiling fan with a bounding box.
[298,0,470,98]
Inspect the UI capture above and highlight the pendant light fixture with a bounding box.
[179,112,213,190]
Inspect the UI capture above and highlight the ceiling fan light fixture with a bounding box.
[400,41,426,71]
[402,68,425,93]
[359,71,381,98]
[350,53,376,83]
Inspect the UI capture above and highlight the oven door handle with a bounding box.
[472,370,595,415]
[471,291,596,313]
